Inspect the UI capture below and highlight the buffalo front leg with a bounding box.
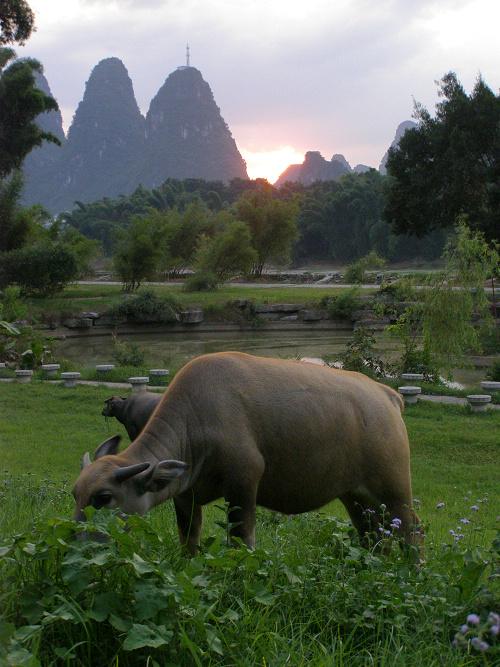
[173,493,203,556]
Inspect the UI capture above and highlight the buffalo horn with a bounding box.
[114,462,150,482]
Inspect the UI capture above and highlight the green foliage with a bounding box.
[0,300,19,359]
[0,47,60,178]
[113,216,167,291]
[321,287,361,320]
[0,0,35,45]
[0,170,29,252]
[388,222,500,378]
[345,250,386,284]
[388,308,439,379]
[340,327,387,378]
[184,270,220,292]
[422,222,498,373]
[107,288,181,325]
[0,240,79,295]
[188,220,257,290]
[110,335,148,367]
[234,180,300,276]
[47,221,102,276]
[486,358,500,382]
[384,72,500,243]
[0,496,498,665]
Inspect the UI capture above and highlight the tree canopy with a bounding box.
[383,72,500,243]
[0,0,34,45]
[234,180,300,275]
[0,48,61,178]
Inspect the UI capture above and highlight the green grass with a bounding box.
[0,381,499,665]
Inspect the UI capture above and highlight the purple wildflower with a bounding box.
[491,625,499,637]
[471,505,479,511]
[467,614,481,626]
[460,624,469,633]
[471,637,489,651]
[460,518,470,524]
[437,502,445,509]
[489,612,500,625]
[413,499,421,504]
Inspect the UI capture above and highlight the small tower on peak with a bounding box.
[177,44,191,70]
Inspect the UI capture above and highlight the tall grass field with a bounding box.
[1,379,499,666]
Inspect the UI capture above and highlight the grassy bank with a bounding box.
[24,282,366,323]
[1,381,499,665]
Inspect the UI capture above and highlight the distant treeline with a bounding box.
[61,171,447,265]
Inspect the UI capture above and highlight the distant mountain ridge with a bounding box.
[378,120,417,174]
[22,58,248,213]
[274,150,371,187]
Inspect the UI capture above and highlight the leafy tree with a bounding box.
[345,250,385,284]
[46,220,102,276]
[389,221,499,378]
[187,220,257,290]
[0,240,79,295]
[0,48,60,178]
[383,72,500,243]
[113,216,166,291]
[0,169,29,251]
[234,181,300,276]
[0,0,34,45]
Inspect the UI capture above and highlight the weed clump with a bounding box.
[106,288,181,325]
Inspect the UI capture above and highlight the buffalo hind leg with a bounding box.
[339,490,384,551]
[340,490,423,561]
[173,493,203,556]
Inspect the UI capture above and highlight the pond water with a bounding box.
[58,328,486,389]
[59,329,356,368]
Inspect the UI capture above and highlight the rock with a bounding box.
[179,309,204,324]
[301,310,331,322]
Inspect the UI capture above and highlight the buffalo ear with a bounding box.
[140,460,189,493]
[82,452,91,470]
[94,435,122,460]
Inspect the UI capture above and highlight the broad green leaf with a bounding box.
[134,582,172,622]
[122,623,172,651]
[88,592,122,622]
[244,580,276,605]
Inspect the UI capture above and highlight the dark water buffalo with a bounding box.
[75,352,422,557]
[102,392,162,441]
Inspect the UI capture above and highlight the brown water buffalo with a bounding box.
[73,352,422,557]
[102,392,162,441]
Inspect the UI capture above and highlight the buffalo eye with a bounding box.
[93,491,112,509]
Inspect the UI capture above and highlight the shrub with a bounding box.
[184,270,220,292]
[340,327,387,378]
[321,288,361,320]
[110,335,148,367]
[0,241,79,295]
[107,289,181,325]
[486,358,500,382]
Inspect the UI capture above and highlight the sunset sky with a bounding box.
[19,0,500,183]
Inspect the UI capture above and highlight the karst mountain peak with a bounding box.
[23,56,248,213]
